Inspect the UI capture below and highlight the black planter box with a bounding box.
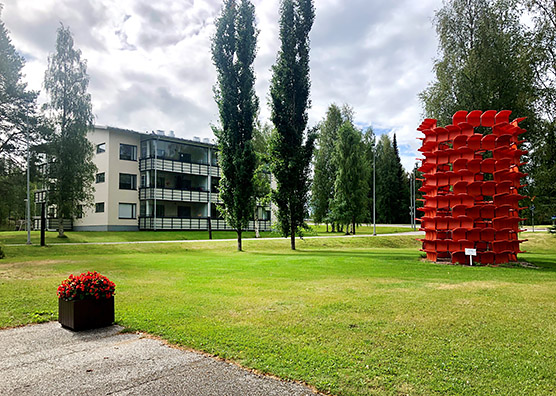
[58,297,114,331]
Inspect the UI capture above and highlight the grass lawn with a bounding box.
[0,224,412,245]
[1,233,555,395]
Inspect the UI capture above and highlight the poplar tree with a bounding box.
[331,121,369,234]
[269,0,316,250]
[212,0,258,251]
[44,25,96,237]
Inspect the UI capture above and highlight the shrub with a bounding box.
[0,245,4,259]
[57,271,115,301]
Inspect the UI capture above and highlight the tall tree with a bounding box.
[420,0,537,127]
[269,0,316,250]
[252,122,272,238]
[44,25,96,237]
[0,6,38,160]
[527,0,556,122]
[375,134,399,224]
[392,134,410,224]
[331,121,369,234]
[311,104,342,229]
[525,0,556,222]
[362,126,376,224]
[212,0,258,251]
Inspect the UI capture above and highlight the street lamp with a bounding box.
[26,112,31,245]
[373,147,376,236]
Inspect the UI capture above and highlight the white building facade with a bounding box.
[35,126,272,232]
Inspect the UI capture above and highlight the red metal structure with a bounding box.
[417,110,527,265]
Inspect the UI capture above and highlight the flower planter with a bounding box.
[58,297,114,331]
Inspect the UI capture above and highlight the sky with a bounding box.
[2,0,444,171]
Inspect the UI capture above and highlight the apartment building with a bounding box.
[35,126,272,232]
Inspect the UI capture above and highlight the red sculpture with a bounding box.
[417,110,527,265]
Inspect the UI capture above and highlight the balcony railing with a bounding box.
[139,187,210,203]
[32,216,73,231]
[139,217,271,231]
[140,157,220,177]
[35,190,47,204]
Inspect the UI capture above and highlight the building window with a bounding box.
[119,203,136,219]
[120,144,137,161]
[119,173,137,190]
[95,203,105,213]
[96,172,105,183]
[96,143,106,153]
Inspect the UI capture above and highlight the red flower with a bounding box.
[57,271,115,301]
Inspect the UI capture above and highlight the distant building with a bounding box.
[35,126,272,232]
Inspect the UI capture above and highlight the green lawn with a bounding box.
[0,225,412,245]
[1,234,555,395]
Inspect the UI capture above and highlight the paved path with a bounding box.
[0,322,319,396]
[5,230,425,247]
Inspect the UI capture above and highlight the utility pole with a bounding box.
[411,168,417,231]
[531,204,535,233]
[373,147,376,236]
[153,135,158,231]
[26,113,31,245]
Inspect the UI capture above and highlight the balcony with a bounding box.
[140,157,220,177]
[139,217,271,231]
[35,190,47,204]
[139,187,210,203]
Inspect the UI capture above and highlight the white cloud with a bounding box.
[2,0,443,170]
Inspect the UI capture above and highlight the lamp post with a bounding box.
[373,147,376,236]
[26,113,31,245]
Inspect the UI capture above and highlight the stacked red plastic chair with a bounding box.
[417,110,528,265]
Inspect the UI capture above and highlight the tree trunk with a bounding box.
[326,223,329,232]
[331,223,335,232]
[290,223,296,250]
[58,216,65,238]
[237,230,242,251]
[352,218,356,235]
[254,207,260,238]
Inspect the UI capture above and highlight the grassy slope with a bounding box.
[1,234,555,395]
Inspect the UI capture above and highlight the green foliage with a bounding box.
[420,0,536,127]
[524,1,556,223]
[362,126,376,223]
[270,0,316,249]
[0,159,25,227]
[211,0,259,250]
[392,134,410,223]
[311,104,343,225]
[252,123,272,213]
[375,134,409,224]
[526,0,556,121]
[0,7,39,159]
[0,243,4,259]
[331,121,369,233]
[43,25,96,236]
